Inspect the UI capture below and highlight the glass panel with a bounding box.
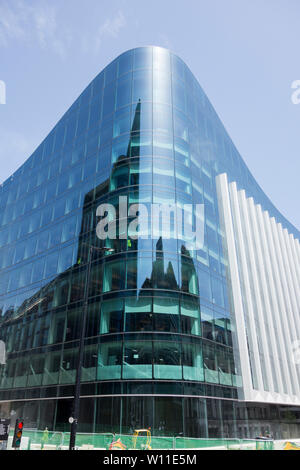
[153,297,179,315]
[201,305,214,341]
[44,252,59,279]
[134,47,152,70]
[153,158,175,188]
[27,353,45,387]
[100,299,124,334]
[153,313,179,333]
[42,349,61,385]
[153,71,171,104]
[124,297,152,332]
[123,341,153,379]
[181,259,198,294]
[203,342,218,384]
[116,75,132,109]
[65,307,82,342]
[118,50,133,76]
[49,311,66,344]
[181,298,201,336]
[132,70,152,102]
[82,344,98,382]
[198,269,212,301]
[98,341,122,380]
[153,341,182,379]
[182,342,204,381]
[131,102,152,132]
[103,259,125,292]
[60,345,78,384]
[113,108,131,137]
[211,277,225,307]
[14,356,29,388]
[102,83,115,117]
[217,345,232,386]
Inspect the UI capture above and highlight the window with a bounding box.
[201,306,214,341]
[113,108,131,137]
[43,349,61,385]
[123,341,153,379]
[125,297,153,332]
[182,342,204,381]
[181,259,198,295]
[60,345,78,384]
[133,70,152,103]
[103,259,125,292]
[181,298,201,336]
[116,76,132,109]
[100,299,123,334]
[203,342,218,384]
[82,344,98,382]
[154,341,182,379]
[211,277,225,307]
[118,50,133,76]
[198,269,212,301]
[97,341,122,380]
[44,252,59,279]
[102,83,115,117]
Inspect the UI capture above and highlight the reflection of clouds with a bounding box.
[0,0,68,58]
[0,128,37,184]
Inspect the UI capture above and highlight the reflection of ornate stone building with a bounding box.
[0,47,299,439]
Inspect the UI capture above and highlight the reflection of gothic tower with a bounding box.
[142,237,179,290]
[180,243,198,294]
[77,100,143,265]
[112,99,142,171]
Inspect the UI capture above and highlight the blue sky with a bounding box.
[0,0,299,229]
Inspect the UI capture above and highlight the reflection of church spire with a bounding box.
[141,237,179,290]
[127,99,141,157]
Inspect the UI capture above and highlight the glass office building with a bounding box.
[0,47,299,439]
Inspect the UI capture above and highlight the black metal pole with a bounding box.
[69,246,93,451]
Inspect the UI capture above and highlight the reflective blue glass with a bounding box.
[0,47,298,438]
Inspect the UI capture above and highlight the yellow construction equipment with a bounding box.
[109,437,127,450]
[132,428,152,450]
[284,441,300,451]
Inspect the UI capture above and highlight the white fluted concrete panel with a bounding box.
[216,173,300,406]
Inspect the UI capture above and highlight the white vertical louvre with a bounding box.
[216,173,300,405]
[216,173,253,399]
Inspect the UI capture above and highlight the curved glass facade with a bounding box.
[0,47,299,438]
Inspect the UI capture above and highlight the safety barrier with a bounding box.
[6,430,282,450]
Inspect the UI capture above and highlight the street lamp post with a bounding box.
[69,245,114,451]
